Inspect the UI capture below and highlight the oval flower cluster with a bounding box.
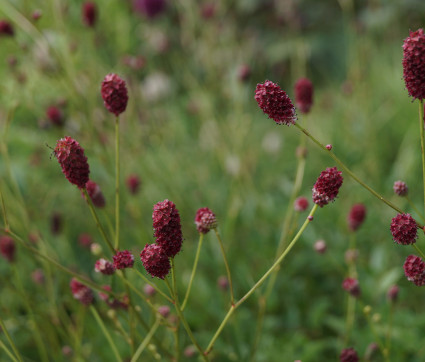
[390,213,417,245]
[194,207,217,234]
[140,199,183,279]
[312,167,343,207]
[402,28,425,100]
[403,255,425,286]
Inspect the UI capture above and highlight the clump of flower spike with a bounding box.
[294,78,314,114]
[195,207,217,234]
[390,213,417,245]
[70,278,94,305]
[54,137,90,189]
[347,204,367,231]
[0,236,15,262]
[0,20,14,36]
[140,244,171,279]
[113,250,134,269]
[101,73,128,116]
[82,2,97,27]
[402,28,425,100]
[339,347,359,362]
[294,196,309,212]
[403,255,425,286]
[255,80,297,125]
[312,167,343,207]
[95,259,115,275]
[393,180,408,196]
[152,199,183,257]
[342,278,360,297]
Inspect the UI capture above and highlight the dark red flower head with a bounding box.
[402,29,425,100]
[390,213,417,245]
[294,196,309,212]
[312,167,343,207]
[113,250,134,269]
[140,244,171,279]
[0,21,14,36]
[393,180,408,196]
[403,255,425,286]
[340,347,359,362]
[195,207,217,234]
[126,174,141,195]
[342,278,360,297]
[133,0,167,18]
[238,64,251,82]
[82,2,97,27]
[85,180,106,208]
[54,137,90,189]
[347,203,367,231]
[101,73,128,116]
[46,106,64,126]
[95,258,115,275]
[294,78,314,114]
[70,278,94,305]
[387,285,399,302]
[0,236,15,262]
[152,199,183,257]
[255,80,297,125]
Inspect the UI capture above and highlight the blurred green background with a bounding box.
[1,0,425,360]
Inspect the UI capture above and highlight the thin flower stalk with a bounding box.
[83,189,115,253]
[131,317,161,362]
[214,229,234,305]
[205,204,318,354]
[115,116,120,249]
[90,305,123,362]
[0,316,22,362]
[0,339,19,362]
[420,100,425,215]
[182,233,204,310]
[0,184,9,231]
[405,195,425,222]
[412,244,425,260]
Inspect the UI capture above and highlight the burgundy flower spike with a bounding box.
[255,80,297,125]
[85,180,106,208]
[54,137,90,189]
[404,255,425,286]
[347,204,367,231]
[312,167,343,207]
[340,347,359,362]
[70,278,94,305]
[101,73,128,116]
[390,213,417,245]
[195,207,217,234]
[113,250,135,269]
[294,78,314,114]
[140,244,171,279]
[402,28,425,100]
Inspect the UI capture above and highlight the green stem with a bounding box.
[405,195,425,223]
[214,230,235,305]
[131,318,160,362]
[133,269,173,303]
[83,188,115,254]
[294,123,417,224]
[0,184,9,232]
[182,233,204,310]
[90,306,122,362]
[167,262,209,361]
[0,316,22,362]
[412,244,425,260]
[419,100,425,216]
[205,205,318,354]
[115,116,120,250]
[0,339,19,362]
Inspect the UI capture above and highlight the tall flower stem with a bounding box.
[0,339,18,362]
[0,316,22,362]
[83,189,115,253]
[214,230,235,305]
[115,116,121,250]
[165,263,209,362]
[205,204,318,354]
[344,233,357,345]
[419,100,425,215]
[293,123,417,224]
[0,185,9,232]
[182,233,204,310]
[90,305,123,362]
[131,317,160,362]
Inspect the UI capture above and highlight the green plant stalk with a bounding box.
[131,318,161,362]
[133,268,174,303]
[115,116,120,250]
[0,339,19,362]
[214,229,235,305]
[412,244,425,260]
[405,195,425,222]
[90,306,123,362]
[122,271,135,355]
[420,100,425,216]
[174,319,180,361]
[182,233,204,310]
[0,316,22,362]
[13,265,49,362]
[165,264,209,362]
[205,204,318,354]
[73,304,86,359]
[0,184,9,231]
[294,123,418,224]
[83,189,115,253]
